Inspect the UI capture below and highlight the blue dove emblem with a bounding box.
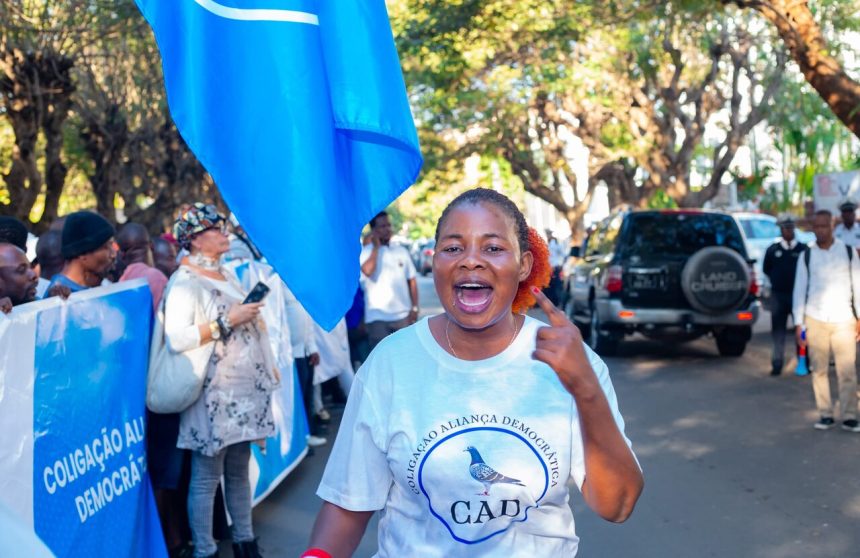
[465,446,525,496]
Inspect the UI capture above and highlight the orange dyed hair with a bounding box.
[512,227,551,314]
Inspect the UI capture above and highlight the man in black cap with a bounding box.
[763,215,808,375]
[834,198,860,254]
[46,211,116,296]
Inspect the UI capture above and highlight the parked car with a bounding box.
[567,209,761,356]
[417,239,435,275]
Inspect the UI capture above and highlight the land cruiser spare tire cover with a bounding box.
[680,246,750,314]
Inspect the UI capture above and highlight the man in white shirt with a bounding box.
[793,210,860,432]
[834,198,860,253]
[360,211,419,350]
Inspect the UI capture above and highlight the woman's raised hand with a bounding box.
[530,286,597,395]
[227,302,264,328]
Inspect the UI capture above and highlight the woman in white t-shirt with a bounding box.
[304,188,643,558]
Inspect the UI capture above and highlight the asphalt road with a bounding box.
[251,276,860,557]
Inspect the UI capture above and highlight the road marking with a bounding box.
[193,0,319,24]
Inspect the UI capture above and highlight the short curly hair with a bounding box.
[435,188,551,313]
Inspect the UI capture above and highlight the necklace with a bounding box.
[445,315,520,360]
[189,253,222,271]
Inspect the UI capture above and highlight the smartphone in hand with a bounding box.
[243,281,271,304]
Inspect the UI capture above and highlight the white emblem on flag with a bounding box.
[193,0,319,24]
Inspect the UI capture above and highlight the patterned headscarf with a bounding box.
[173,203,225,250]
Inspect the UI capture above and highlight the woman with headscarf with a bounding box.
[165,203,279,558]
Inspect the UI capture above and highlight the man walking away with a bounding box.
[762,215,807,376]
[834,198,860,254]
[360,211,419,350]
[793,210,860,432]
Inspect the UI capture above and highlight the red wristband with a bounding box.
[301,549,332,558]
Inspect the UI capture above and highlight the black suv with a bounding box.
[566,209,760,356]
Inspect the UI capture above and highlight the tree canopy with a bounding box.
[1,0,858,235]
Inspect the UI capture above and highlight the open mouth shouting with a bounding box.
[454,280,494,314]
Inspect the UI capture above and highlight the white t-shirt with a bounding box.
[792,239,860,325]
[834,223,860,249]
[360,244,417,323]
[317,316,634,557]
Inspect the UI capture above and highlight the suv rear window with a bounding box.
[621,213,747,258]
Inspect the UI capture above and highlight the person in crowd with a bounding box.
[117,223,169,311]
[226,213,263,262]
[115,220,188,554]
[345,286,369,370]
[360,211,419,350]
[46,211,116,296]
[313,317,355,422]
[762,215,807,376]
[165,203,278,558]
[285,286,328,447]
[34,230,64,298]
[0,243,38,314]
[834,198,860,253]
[0,216,29,252]
[153,236,180,278]
[306,188,642,558]
[545,229,566,305]
[794,210,860,433]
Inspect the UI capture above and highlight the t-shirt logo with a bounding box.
[416,425,550,545]
[466,446,525,495]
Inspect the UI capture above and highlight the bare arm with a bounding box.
[360,246,379,278]
[361,234,381,278]
[576,385,643,522]
[308,502,374,558]
[407,277,419,323]
[531,288,643,523]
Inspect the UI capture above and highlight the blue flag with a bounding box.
[134,0,423,329]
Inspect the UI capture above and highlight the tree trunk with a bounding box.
[0,48,42,220]
[731,0,860,138]
[1,114,41,221]
[81,104,129,224]
[0,48,75,230]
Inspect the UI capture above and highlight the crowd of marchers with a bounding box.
[0,205,419,558]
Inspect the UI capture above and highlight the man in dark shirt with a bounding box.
[762,215,808,375]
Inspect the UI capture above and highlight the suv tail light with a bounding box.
[749,266,759,297]
[606,265,623,294]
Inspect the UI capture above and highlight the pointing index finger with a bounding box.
[530,286,566,326]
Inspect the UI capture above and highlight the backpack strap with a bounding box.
[847,245,857,319]
[804,248,811,311]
